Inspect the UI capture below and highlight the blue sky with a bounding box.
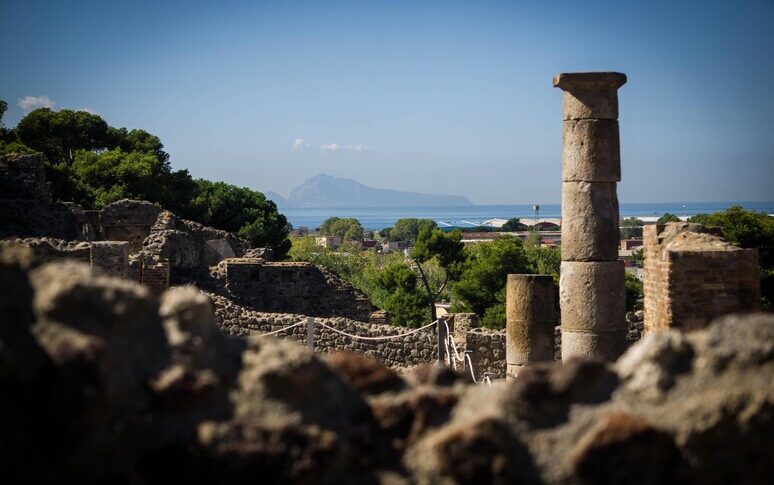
[1,0,772,204]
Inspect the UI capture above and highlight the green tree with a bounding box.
[625,272,643,312]
[620,217,644,239]
[452,236,531,328]
[320,217,364,241]
[15,108,114,165]
[501,217,526,232]
[657,213,681,225]
[376,263,432,327]
[187,179,291,258]
[389,218,437,242]
[411,227,465,321]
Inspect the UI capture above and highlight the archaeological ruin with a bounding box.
[0,71,771,482]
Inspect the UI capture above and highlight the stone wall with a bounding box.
[99,199,162,252]
[90,241,129,278]
[0,154,81,240]
[11,238,91,264]
[2,241,773,483]
[643,223,760,333]
[141,210,248,280]
[465,327,506,379]
[218,258,373,321]
[209,293,436,368]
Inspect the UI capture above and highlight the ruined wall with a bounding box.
[141,210,248,280]
[99,199,161,252]
[465,327,506,379]
[2,241,773,484]
[209,293,436,368]
[643,223,760,333]
[0,154,80,240]
[218,258,373,322]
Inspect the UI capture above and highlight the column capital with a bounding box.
[553,72,627,91]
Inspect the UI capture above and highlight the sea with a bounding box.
[282,201,774,230]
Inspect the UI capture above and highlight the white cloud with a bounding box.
[345,144,370,152]
[18,95,56,113]
[79,107,99,115]
[291,138,308,151]
[320,143,339,151]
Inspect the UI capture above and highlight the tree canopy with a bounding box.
[0,101,291,258]
[319,217,364,241]
[501,217,526,231]
[657,213,681,224]
[389,218,437,242]
[620,217,644,239]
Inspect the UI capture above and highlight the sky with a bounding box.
[1,0,772,204]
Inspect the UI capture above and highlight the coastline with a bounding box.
[281,201,774,230]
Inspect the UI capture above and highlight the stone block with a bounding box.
[90,241,129,278]
[561,182,620,261]
[506,275,556,366]
[561,329,627,361]
[562,119,620,182]
[553,72,627,120]
[560,261,625,333]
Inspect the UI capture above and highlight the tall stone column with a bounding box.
[505,274,556,378]
[554,72,627,361]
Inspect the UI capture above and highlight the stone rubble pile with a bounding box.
[1,241,771,483]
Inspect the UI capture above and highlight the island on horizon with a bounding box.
[265,173,473,209]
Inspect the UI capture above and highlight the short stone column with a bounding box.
[554,72,627,361]
[506,274,556,378]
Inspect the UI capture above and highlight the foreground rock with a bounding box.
[0,242,772,483]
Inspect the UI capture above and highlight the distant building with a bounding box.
[361,239,378,249]
[316,236,342,249]
[382,240,410,252]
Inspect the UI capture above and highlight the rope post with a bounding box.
[306,316,314,351]
[437,320,447,365]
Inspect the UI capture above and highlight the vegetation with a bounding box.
[388,218,437,242]
[625,273,644,312]
[410,227,465,321]
[501,217,527,232]
[319,217,364,241]
[690,206,774,309]
[0,102,290,258]
[452,236,560,329]
[620,217,644,239]
[657,213,681,224]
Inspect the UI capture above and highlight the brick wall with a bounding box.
[643,223,760,333]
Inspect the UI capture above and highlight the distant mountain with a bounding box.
[274,174,472,208]
[263,191,288,208]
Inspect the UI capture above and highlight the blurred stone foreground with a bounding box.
[1,241,772,484]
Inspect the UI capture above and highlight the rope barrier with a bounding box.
[316,320,437,341]
[464,352,478,383]
[260,320,304,336]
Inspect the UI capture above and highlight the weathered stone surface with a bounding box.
[100,199,161,252]
[553,72,627,120]
[561,329,628,361]
[562,119,621,182]
[560,261,625,333]
[561,182,620,261]
[89,241,129,278]
[506,274,556,369]
[570,412,689,484]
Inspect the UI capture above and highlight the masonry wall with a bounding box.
[209,293,437,368]
[221,259,373,322]
[644,223,760,333]
[465,328,506,379]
